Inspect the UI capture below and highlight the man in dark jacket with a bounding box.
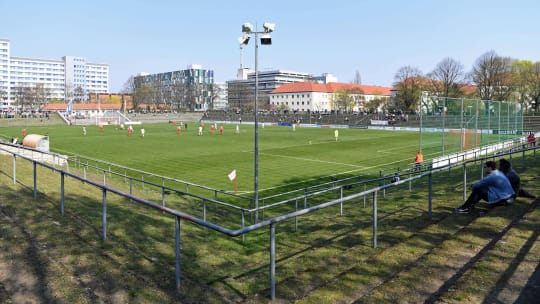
[498,158,536,199]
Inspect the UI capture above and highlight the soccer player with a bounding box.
[141,128,145,137]
[219,125,224,135]
[334,129,339,141]
[198,125,203,136]
[82,126,87,136]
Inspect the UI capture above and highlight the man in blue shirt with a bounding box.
[456,160,515,214]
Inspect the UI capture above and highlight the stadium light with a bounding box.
[239,22,275,224]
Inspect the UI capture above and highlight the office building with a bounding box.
[133,64,214,111]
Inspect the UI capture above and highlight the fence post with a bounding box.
[61,172,65,216]
[363,183,367,208]
[463,162,467,201]
[372,191,378,248]
[294,199,298,232]
[33,161,37,199]
[12,154,16,184]
[241,209,245,242]
[428,172,433,219]
[270,222,276,301]
[522,148,525,170]
[161,181,166,209]
[102,189,107,241]
[175,216,181,289]
[340,187,343,216]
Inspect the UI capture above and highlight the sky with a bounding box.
[1,0,540,92]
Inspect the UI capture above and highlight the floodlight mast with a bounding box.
[238,22,274,225]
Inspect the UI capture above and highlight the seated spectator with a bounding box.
[391,173,400,183]
[498,158,536,199]
[527,133,536,147]
[456,161,515,214]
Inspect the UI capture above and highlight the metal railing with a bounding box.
[0,141,538,300]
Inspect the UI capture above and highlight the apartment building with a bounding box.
[0,38,109,107]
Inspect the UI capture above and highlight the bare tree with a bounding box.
[426,57,465,97]
[64,82,74,102]
[471,51,514,101]
[121,76,136,94]
[352,70,362,84]
[393,66,424,111]
[34,83,50,108]
[73,86,85,103]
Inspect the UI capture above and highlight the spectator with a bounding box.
[527,133,536,147]
[498,158,536,199]
[414,151,423,171]
[455,161,515,214]
[391,173,400,183]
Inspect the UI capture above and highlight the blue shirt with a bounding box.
[472,169,515,204]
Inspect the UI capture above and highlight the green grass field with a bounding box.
[0,122,514,197]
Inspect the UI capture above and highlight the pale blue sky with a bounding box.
[1,0,539,92]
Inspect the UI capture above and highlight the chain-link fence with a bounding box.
[419,96,524,157]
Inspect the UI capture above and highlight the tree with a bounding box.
[393,66,424,111]
[121,76,136,94]
[511,60,533,106]
[132,84,154,111]
[34,83,50,108]
[352,70,362,84]
[74,86,85,103]
[527,62,540,112]
[471,51,515,101]
[426,57,465,97]
[331,90,355,112]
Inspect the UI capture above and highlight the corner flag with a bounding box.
[228,169,236,181]
[228,169,237,193]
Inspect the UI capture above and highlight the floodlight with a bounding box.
[242,23,253,33]
[263,22,275,33]
[238,34,250,45]
[260,34,272,45]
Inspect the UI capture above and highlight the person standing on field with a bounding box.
[334,129,339,141]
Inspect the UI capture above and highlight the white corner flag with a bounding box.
[228,169,237,181]
[228,169,237,193]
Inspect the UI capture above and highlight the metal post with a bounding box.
[61,172,65,216]
[428,172,433,219]
[161,183,166,209]
[102,189,107,241]
[363,183,367,208]
[203,200,206,222]
[340,187,343,216]
[269,222,276,301]
[294,199,298,231]
[241,209,245,242]
[83,165,87,181]
[12,154,16,184]
[33,161,37,199]
[372,191,378,248]
[463,162,467,200]
[254,30,260,224]
[409,171,412,191]
[175,216,181,289]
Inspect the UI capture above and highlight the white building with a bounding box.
[270,82,392,112]
[0,38,109,107]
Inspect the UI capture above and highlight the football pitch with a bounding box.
[1,122,460,195]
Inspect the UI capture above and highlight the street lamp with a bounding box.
[239,22,275,224]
